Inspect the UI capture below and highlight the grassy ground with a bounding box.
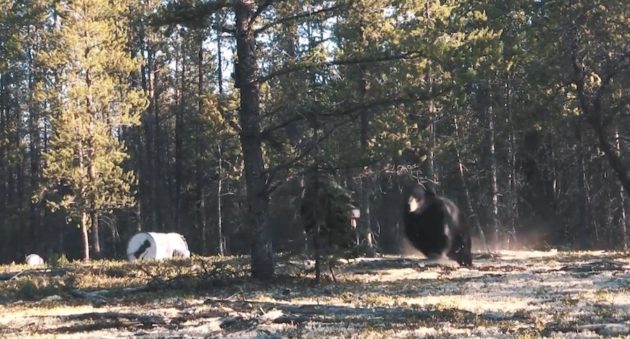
[1,251,629,338]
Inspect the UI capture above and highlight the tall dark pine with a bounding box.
[234,0,273,280]
[158,0,275,280]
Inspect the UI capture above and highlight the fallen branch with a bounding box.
[576,323,630,335]
[68,286,149,305]
[0,267,69,281]
[49,312,167,334]
[68,289,108,305]
[8,269,27,281]
[64,311,166,325]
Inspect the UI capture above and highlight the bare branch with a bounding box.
[254,2,348,35]
[152,0,231,28]
[211,22,236,34]
[250,0,275,25]
[262,87,452,193]
[265,115,357,194]
[259,51,426,83]
[260,85,449,139]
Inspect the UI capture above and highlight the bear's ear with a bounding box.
[420,181,437,196]
[409,183,431,199]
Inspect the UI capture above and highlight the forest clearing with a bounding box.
[1,250,629,338]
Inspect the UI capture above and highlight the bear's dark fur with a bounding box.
[403,185,472,266]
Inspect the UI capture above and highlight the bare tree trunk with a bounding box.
[579,141,595,246]
[621,186,628,251]
[87,152,101,258]
[453,116,489,252]
[424,3,436,185]
[174,46,184,233]
[196,31,208,255]
[424,79,436,185]
[215,16,225,256]
[217,168,225,256]
[505,73,518,248]
[136,203,142,232]
[235,0,273,280]
[312,172,322,283]
[91,211,101,258]
[359,175,374,253]
[346,3,376,254]
[82,212,90,262]
[144,44,161,231]
[605,183,615,247]
[357,61,374,253]
[487,99,501,249]
[27,33,43,254]
[0,74,6,221]
[426,119,435,183]
[616,129,628,251]
[199,186,207,254]
[359,81,374,252]
[216,13,224,95]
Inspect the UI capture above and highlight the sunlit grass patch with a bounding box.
[4,275,64,301]
[0,255,254,304]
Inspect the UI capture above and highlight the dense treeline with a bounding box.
[0,0,628,276]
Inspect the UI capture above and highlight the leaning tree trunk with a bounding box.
[235,0,273,281]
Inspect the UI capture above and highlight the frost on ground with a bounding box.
[1,250,629,338]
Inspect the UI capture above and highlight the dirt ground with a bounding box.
[1,250,629,338]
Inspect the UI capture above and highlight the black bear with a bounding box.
[403,184,472,266]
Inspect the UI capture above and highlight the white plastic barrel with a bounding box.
[126,232,190,261]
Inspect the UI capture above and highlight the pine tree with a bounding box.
[40,0,147,261]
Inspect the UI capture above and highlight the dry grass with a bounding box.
[1,251,629,338]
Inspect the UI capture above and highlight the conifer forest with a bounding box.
[0,0,628,278]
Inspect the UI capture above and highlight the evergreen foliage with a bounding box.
[37,0,147,261]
